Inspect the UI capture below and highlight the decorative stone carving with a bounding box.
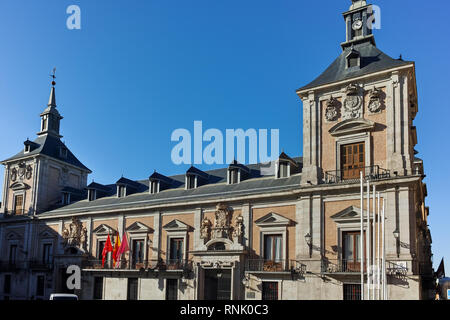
[18,162,26,180]
[324,96,339,122]
[232,214,244,243]
[200,218,211,241]
[62,217,85,250]
[212,203,232,240]
[342,83,363,120]
[368,87,383,113]
[10,168,17,182]
[25,165,32,180]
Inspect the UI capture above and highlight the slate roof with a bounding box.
[39,157,303,216]
[297,42,413,92]
[1,134,91,172]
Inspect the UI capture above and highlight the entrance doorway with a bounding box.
[204,269,231,300]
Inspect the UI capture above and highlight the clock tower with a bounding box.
[342,0,376,49]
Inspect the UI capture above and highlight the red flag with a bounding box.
[102,234,113,268]
[112,232,121,267]
[115,232,129,268]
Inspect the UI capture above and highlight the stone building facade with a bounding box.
[0,1,434,300]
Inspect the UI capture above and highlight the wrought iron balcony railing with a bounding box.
[82,259,193,271]
[246,259,306,274]
[321,259,364,273]
[324,166,390,184]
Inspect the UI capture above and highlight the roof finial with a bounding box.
[50,67,56,87]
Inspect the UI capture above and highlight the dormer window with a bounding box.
[186,175,197,190]
[278,162,289,178]
[62,192,70,205]
[229,169,239,184]
[42,117,48,132]
[24,144,31,153]
[227,160,249,185]
[60,147,68,159]
[346,49,361,69]
[118,185,126,198]
[88,189,96,201]
[150,180,160,194]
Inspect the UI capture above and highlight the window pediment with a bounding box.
[255,212,291,227]
[10,182,30,191]
[329,119,375,137]
[6,230,23,241]
[163,219,190,232]
[92,224,116,236]
[126,221,153,234]
[330,206,372,223]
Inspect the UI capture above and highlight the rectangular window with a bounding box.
[279,163,288,178]
[169,238,184,267]
[42,118,47,131]
[132,239,144,268]
[14,195,24,215]
[262,282,278,300]
[88,190,96,201]
[42,244,52,264]
[62,193,70,205]
[93,277,104,300]
[97,241,105,260]
[342,231,365,272]
[343,284,361,301]
[9,245,17,264]
[166,279,178,300]
[150,181,159,194]
[264,235,282,262]
[4,275,11,295]
[118,186,126,197]
[341,143,365,180]
[36,275,45,297]
[230,169,239,184]
[127,278,139,300]
[187,176,196,189]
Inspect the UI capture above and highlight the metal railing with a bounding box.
[82,259,193,271]
[246,259,306,274]
[324,166,390,184]
[29,260,54,270]
[321,259,364,273]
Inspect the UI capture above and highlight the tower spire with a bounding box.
[48,67,56,107]
[38,68,63,138]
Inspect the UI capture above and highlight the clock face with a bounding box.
[352,19,363,30]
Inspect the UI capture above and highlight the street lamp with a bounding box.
[393,229,400,257]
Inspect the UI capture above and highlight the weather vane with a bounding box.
[50,67,56,86]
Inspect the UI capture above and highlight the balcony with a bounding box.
[82,259,193,272]
[321,259,364,274]
[246,259,306,275]
[324,165,390,184]
[29,260,54,271]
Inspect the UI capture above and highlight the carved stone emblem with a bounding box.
[324,96,339,122]
[62,217,87,251]
[232,214,244,243]
[368,87,382,113]
[18,162,26,180]
[343,84,363,120]
[200,218,211,241]
[10,168,17,182]
[212,203,232,240]
[25,165,32,180]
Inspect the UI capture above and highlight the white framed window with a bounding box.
[228,169,240,184]
[88,189,97,201]
[117,186,126,198]
[150,180,160,194]
[185,175,197,190]
[278,162,289,178]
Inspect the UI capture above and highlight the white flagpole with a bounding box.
[377,192,381,300]
[366,180,370,299]
[372,184,376,300]
[360,171,364,300]
[382,198,386,299]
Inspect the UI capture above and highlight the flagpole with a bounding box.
[366,180,370,299]
[382,198,386,299]
[377,192,381,300]
[360,171,365,300]
[372,184,376,300]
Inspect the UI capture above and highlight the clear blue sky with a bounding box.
[0,0,448,270]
